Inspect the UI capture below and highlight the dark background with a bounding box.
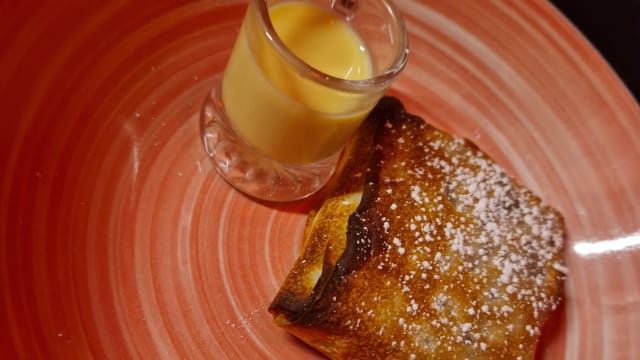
[551,0,640,102]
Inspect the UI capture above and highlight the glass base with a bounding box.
[200,74,339,202]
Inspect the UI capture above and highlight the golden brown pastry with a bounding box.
[269,97,566,359]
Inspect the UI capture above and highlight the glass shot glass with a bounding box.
[201,0,408,202]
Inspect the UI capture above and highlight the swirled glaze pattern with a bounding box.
[1,0,639,358]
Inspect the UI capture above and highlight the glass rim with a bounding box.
[254,0,409,93]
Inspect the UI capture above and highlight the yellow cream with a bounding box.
[222,1,376,164]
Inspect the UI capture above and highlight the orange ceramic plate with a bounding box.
[1,1,639,359]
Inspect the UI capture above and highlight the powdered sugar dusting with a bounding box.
[330,109,565,358]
